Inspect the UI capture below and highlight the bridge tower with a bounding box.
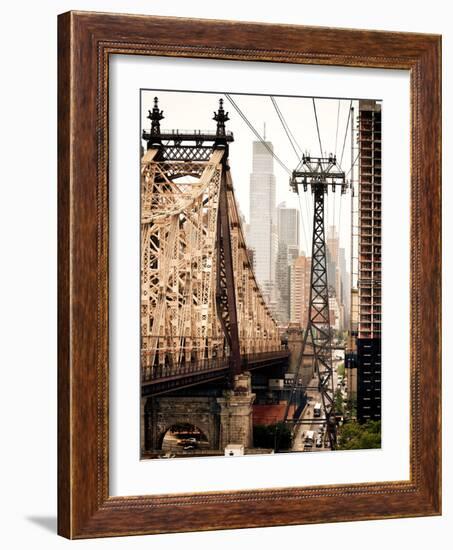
[141,98,282,454]
[212,99,242,384]
[285,155,347,449]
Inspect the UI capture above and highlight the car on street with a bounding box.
[304,430,315,448]
[313,402,322,417]
[178,436,197,447]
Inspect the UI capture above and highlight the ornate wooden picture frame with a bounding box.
[58,11,441,539]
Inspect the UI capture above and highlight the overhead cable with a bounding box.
[224,94,292,175]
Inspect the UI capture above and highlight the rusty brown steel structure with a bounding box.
[140,106,280,387]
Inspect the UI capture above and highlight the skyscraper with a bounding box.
[277,202,300,249]
[275,243,290,324]
[356,99,382,423]
[327,225,339,262]
[248,141,278,300]
[339,247,350,326]
[275,203,300,324]
[327,225,347,331]
[290,254,311,328]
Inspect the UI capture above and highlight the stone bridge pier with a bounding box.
[217,372,255,449]
[142,396,220,452]
[142,372,256,453]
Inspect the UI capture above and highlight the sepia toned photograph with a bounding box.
[140,90,381,459]
[55,10,441,539]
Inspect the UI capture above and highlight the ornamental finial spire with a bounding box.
[213,98,229,138]
[147,96,164,137]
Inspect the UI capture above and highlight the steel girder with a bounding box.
[140,148,280,384]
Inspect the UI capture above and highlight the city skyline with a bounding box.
[140,90,381,459]
[141,90,355,259]
[244,135,350,331]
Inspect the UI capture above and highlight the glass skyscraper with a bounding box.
[248,141,278,298]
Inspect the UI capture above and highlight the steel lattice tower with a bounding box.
[284,155,347,450]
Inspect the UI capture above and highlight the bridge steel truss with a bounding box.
[285,155,347,449]
[140,142,280,389]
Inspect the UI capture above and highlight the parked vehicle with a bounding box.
[304,430,315,448]
[313,402,322,417]
[178,436,197,447]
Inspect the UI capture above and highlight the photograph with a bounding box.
[139,90,382,459]
[48,5,442,541]
[0,1,444,545]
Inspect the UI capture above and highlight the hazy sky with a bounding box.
[141,89,362,261]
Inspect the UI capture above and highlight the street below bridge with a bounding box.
[291,352,345,452]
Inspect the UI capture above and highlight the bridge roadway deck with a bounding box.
[141,350,290,397]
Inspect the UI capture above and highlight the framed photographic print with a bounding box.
[58,11,441,538]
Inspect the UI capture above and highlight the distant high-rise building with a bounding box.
[275,203,300,325]
[339,247,350,326]
[356,99,382,423]
[326,225,339,294]
[326,225,349,331]
[248,141,278,300]
[275,243,290,324]
[290,254,311,328]
[277,202,300,248]
[327,225,339,260]
[346,288,359,401]
[287,245,300,264]
[329,295,341,331]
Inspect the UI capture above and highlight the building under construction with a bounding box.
[356,99,382,422]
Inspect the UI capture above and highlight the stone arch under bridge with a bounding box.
[143,396,221,452]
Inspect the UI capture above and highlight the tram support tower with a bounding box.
[288,155,347,449]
